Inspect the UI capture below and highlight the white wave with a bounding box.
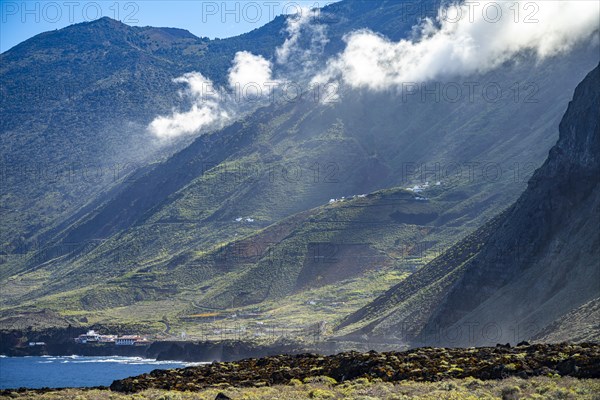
[15,355,201,366]
[65,356,183,365]
[55,355,80,360]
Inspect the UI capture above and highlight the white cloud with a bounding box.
[276,7,329,74]
[228,51,279,97]
[149,1,599,138]
[148,72,231,139]
[312,0,600,90]
[148,6,334,139]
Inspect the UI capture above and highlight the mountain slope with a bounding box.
[2,53,597,333]
[2,1,599,334]
[0,0,434,255]
[533,297,600,343]
[339,64,600,346]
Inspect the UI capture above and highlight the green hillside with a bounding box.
[1,0,599,341]
[0,0,433,253]
[339,65,600,347]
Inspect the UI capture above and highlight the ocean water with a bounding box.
[0,355,205,389]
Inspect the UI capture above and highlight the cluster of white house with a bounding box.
[74,330,150,346]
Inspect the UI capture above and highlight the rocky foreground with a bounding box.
[110,343,600,393]
[3,377,600,399]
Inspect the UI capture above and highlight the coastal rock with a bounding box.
[109,343,600,393]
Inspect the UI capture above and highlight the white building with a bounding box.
[75,330,101,344]
[115,335,150,346]
[115,335,139,345]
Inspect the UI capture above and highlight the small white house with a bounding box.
[115,335,150,346]
[75,330,101,344]
[115,335,139,345]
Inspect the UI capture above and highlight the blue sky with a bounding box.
[1,0,339,53]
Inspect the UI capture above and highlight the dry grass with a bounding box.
[2,377,599,399]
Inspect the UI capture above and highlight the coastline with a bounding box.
[1,343,599,398]
[0,326,387,362]
[1,339,304,362]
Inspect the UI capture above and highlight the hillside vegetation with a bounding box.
[1,1,598,342]
[340,64,600,347]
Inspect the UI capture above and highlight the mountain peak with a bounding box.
[90,16,122,24]
[74,16,131,32]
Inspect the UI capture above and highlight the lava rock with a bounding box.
[109,343,600,393]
